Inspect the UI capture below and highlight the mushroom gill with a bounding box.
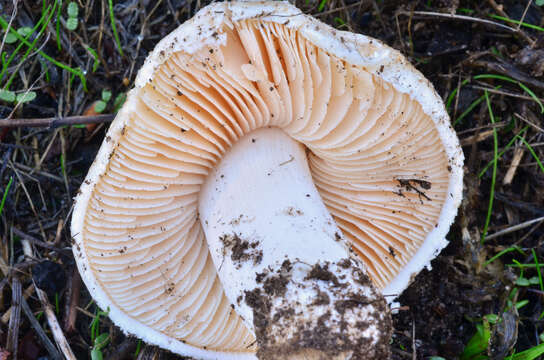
[72,3,461,358]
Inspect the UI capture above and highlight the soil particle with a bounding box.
[396,178,432,202]
[334,293,373,315]
[246,259,392,360]
[312,288,330,306]
[304,263,342,287]
[219,233,263,268]
[262,273,289,297]
[244,287,271,337]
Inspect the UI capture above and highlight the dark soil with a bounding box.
[220,233,263,268]
[246,259,392,360]
[1,0,544,359]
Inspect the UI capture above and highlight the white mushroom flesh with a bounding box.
[72,2,463,359]
[198,127,391,359]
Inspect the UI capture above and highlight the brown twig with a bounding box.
[21,240,77,360]
[457,121,508,135]
[6,277,21,359]
[0,256,61,359]
[0,159,64,183]
[470,60,544,90]
[486,0,535,46]
[10,164,47,240]
[313,1,364,17]
[485,216,544,241]
[63,267,81,334]
[460,129,495,146]
[468,85,544,105]
[0,114,115,128]
[396,10,518,32]
[2,284,34,324]
[21,295,63,360]
[54,219,64,246]
[514,113,544,133]
[503,145,525,185]
[412,317,416,360]
[12,227,71,254]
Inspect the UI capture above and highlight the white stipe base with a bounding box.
[199,128,392,359]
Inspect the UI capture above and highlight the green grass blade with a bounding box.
[473,74,518,84]
[0,14,87,91]
[454,92,486,126]
[516,81,544,113]
[481,90,498,243]
[532,249,544,293]
[518,137,544,174]
[0,5,53,84]
[508,263,544,269]
[86,47,100,72]
[489,14,544,32]
[461,322,491,360]
[484,246,525,267]
[56,0,62,50]
[4,3,58,89]
[505,343,544,360]
[447,74,543,116]
[473,74,543,112]
[446,78,470,112]
[108,0,124,56]
[478,126,529,178]
[318,0,327,12]
[0,176,13,217]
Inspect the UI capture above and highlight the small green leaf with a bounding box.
[94,333,110,350]
[113,93,126,112]
[66,17,78,31]
[0,89,16,102]
[101,90,112,102]
[505,343,544,360]
[94,100,107,113]
[67,2,79,17]
[317,0,327,12]
[515,299,529,309]
[16,91,37,103]
[484,314,499,324]
[4,33,17,44]
[461,322,491,360]
[90,348,103,360]
[516,277,530,286]
[134,340,142,357]
[334,17,345,26]
[17,27,33,37]
[536,0,544,6]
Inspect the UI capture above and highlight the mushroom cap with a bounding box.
[71,1,463,359]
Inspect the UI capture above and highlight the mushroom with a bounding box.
[71,1,464,360]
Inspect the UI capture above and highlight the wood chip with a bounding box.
[503,147,525,185]
[461,129,494,146]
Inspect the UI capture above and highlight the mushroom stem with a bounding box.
[199,128,392,359]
